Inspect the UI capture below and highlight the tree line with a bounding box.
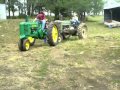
[0,0,104,20]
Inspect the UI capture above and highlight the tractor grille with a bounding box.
[24,24,30,35]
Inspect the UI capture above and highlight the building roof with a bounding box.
[104,0,120,9]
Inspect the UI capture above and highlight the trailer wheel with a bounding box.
[78,23,87,39]
[47,24,59,46]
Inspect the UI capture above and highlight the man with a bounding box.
[34,12,47,43]
[34,12,46,30]
[71,13,80,26]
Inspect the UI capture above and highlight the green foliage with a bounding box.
[43,0,104,20]
[4,0,104,19]
[0,0,5,4]
[7,0,18,17]
[90,0,104,15]
[116,0,120,2]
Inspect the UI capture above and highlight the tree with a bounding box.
[0,0,5,3]
[116,0,120,2]
[3,0,104,19]
[26,0,41,16]
[64,0,103,20]
[45,0,72,20]
[7,0,11,18]
[34,0,46,14]
[67,0,92,21]
[7,0,18,18]
[15,1,23,16]
[11,5,17,17]
[90,0,104,15]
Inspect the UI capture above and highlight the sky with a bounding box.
[104,0,119,3]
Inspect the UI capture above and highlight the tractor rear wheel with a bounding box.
[77,23,87,39]
[47,24,59,46]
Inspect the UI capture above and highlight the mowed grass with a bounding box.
[0,16,120,90]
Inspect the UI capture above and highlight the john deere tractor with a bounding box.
[18,20,59,51]
[18,18,87,51]
[53,20,87,41]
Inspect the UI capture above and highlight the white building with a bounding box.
[0,4,7,20]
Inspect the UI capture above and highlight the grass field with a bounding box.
[0,16,120,90]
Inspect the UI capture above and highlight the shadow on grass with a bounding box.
[61,37,80,43]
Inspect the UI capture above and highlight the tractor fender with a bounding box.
[20,35,26,39]
[78,23,87,30]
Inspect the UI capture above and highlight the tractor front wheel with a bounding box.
[58,34,63,43]
[47,24,59,46]
[18,39,30,51]
[23,39,30,51]
[28,37,36,46]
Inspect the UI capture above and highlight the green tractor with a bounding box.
[18,18,87,51]
[18,20,59,51]
[53,20,87,41]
